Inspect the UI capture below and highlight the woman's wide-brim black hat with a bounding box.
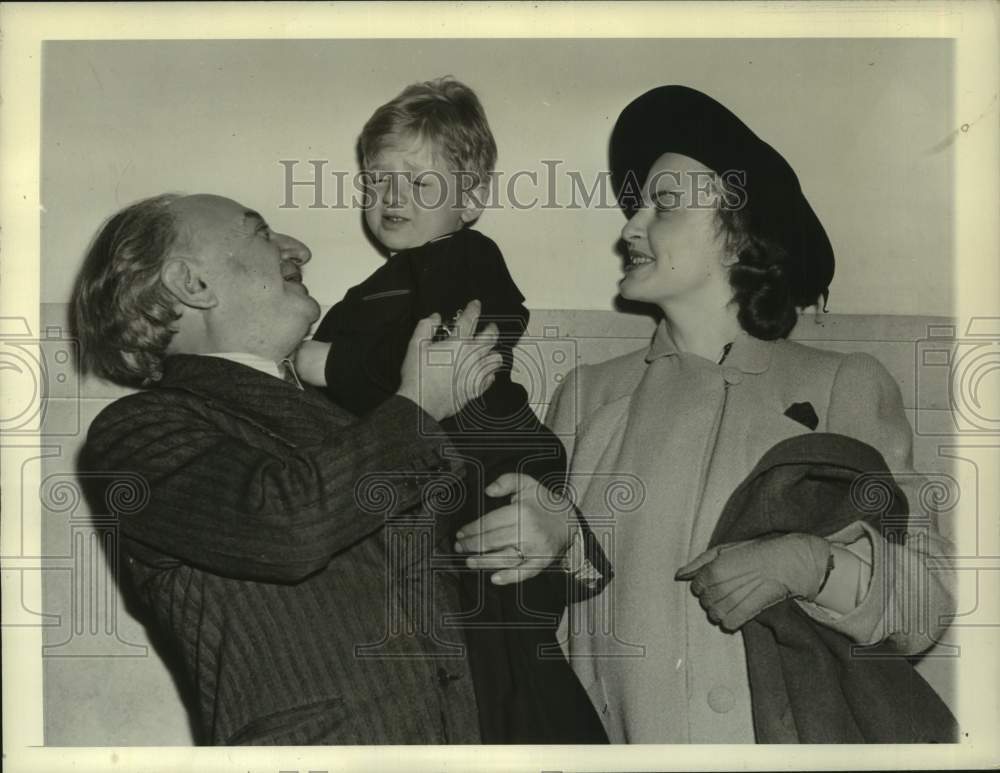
[610,85,834,309]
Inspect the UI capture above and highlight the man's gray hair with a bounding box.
[72,193,184,387]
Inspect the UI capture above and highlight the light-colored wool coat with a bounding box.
[545,321,954,744]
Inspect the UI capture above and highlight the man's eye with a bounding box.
[257,226,272,240]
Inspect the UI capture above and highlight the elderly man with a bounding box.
[75,193,509,745]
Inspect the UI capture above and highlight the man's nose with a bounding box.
[275,233,312,265]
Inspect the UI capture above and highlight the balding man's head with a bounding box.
[73,194,318,388]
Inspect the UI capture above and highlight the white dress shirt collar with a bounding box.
[203,352,287,383]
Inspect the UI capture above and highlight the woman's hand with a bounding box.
[453,473,573,585]
[675,533,833,631]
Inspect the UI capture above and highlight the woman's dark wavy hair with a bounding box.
[715,178,801,340]
[72,194,183,388]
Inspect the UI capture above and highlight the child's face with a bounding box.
[364,135,478,252]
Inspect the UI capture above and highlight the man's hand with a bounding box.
[453,473,573,585]
[293,340,332,387]
[675,533,833,631]
[396,299,502,422]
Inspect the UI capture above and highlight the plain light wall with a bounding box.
[41,38,953,315]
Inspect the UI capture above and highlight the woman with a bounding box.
[537,86,956,743]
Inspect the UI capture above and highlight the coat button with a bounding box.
[721,367,743,385]
[707,686,735,714]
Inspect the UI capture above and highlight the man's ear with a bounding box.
[459,184,488,225]
[160,258,218,310]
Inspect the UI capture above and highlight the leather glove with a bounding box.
[675,533,833,631]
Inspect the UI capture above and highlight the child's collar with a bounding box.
[387,229,460,257]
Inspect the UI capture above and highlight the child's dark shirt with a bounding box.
[311,228,606,744]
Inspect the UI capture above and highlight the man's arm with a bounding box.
[84,302,500,585]
[82,392,457,584]
[798,353,956,652]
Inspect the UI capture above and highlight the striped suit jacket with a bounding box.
[80,354,482,744]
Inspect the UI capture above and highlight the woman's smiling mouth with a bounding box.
[625,250,656,271]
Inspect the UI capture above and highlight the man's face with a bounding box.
[172,194,320,359]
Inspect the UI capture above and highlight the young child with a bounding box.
[296,77,606,744]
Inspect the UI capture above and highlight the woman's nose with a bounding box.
[621,209,645,243]
[275,233,312,265]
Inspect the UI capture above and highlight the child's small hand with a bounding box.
[294,340,332,387]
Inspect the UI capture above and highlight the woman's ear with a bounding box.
[721,252,740,267]
[459,184,488,225]
[160,258,218,310]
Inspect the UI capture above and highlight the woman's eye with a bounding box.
[654,192,681,212]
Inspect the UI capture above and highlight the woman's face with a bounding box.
[618,153,734,308]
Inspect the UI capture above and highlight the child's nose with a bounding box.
[384,177,408,208]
